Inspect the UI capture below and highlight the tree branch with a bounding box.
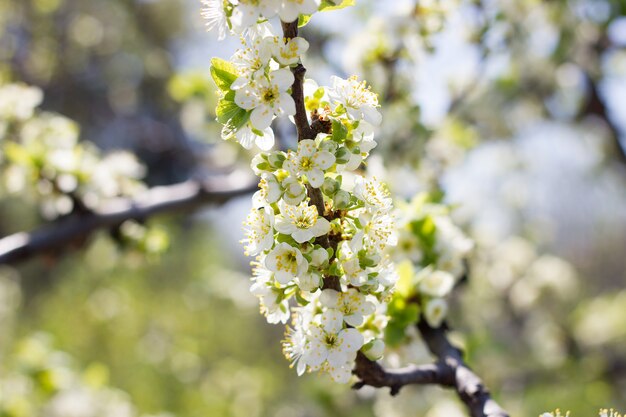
[0,176,257,265]
[281,21,316,142]
[417,321,509,417]
[579,72,626,166]
[353,321,509,417]
[281,20,337,293]
[281,21,506,415]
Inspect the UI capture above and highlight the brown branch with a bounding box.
[280,20,336,293]
[579,72,626,166]
[353,321,509,417]
[281,21,316,142]
[0,177,257,265]
[417,321,509,417]
[353,352,451,395]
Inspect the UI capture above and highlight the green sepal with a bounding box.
[295,290,310,306]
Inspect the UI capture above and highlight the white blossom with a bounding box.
[250,280,290,324]
[201,0,230,40]
[301,311,363,369]
[362,339,385,361]
[419,269,455,298]
[338,240,370,287]
[230,37,273,80]
[310,247,329,268]
[353,176,392,212]
[355,211,397,252]
[265,242,308,284]
[283,307,314,375]
[230,0,280,31]
[281,176,307,205]
[320,288,376,327]
[271,36,309,66]
[424,298,448,328]
[328,75,382,126]
[297,271,322,292]
[322,359,355,383]
[278,0,320,23]
[242,206,275,256]
[235,123,275,150]
[0,83,43,120]
[284,139,335,188]
[234,68,295,130]
[274,200,330,243]
[252,173,282,207]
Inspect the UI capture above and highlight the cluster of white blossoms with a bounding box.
[0,334,136,417]
[0,83,146,219]
[388,194,473,328]
[206,1,398,382]
[541,410,623,417]
[201,0,321,39]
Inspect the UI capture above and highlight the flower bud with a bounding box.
[319,139,338,154]
[268,152,285,168]
[321,177,340,196]
[283,178,306,205]
[335,147,351,165]
[333,190,350,209]
[363,339,385,361]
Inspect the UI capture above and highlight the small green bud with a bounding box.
[333,190,350,209]
[268,152,285,168]
[321,177,340,196]
[335,147,351,165]
[319,139,338,153]
[363,339,385,361]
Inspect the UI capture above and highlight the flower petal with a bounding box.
[272,68,295,90]
[255,127,275,150]
[250,106,274,130]
[320,289,341,308]
[338,328,363,352]
[313,151,336,170]
[307,168,324,188]
[321,310,343,333]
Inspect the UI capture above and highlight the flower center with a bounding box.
[285,252,297,264]
[295,214,313,229]
[299,156,313,170]
[262,87,278,104]
[324,334,337,347]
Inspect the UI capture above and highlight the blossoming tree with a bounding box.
[0,0,625,416]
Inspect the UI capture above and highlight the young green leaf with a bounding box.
[210,58,239,92]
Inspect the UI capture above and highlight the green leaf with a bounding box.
[320,0,355,11]
[298,14,312,27]
[216,91,250,130]
[210,57,239,92]
[331,119,348,143]
[299,0,354,27]
[384,323,407,347]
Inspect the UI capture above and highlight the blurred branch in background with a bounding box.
[0,176,256,265]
